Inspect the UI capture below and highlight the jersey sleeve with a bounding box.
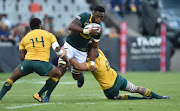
[50,33,57,44]
[19,38,25,50]
[75,12,88,24]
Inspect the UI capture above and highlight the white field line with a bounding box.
[75,103,96,105]
[0,81,76,85]
[6,102,64,109]
[6,103,54,109]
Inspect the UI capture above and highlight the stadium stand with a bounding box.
[0,0,91,32]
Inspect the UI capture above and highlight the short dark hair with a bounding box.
[30,18,41,30]
[94,6,105,13]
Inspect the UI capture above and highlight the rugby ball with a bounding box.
[84,23,102,33]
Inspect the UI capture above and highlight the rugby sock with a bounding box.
[143,88,163,99]
[120,94,142,100]
[38,77,59,97]
[45,77,59,98]
[0,79,14,100]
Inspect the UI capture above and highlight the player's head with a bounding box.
[92,6,105,24]
[30,18,42,30]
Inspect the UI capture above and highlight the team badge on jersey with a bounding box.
[76,16,81,20]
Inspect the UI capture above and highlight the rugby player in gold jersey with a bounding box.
[0,18,67,103]
[63,43,170,100]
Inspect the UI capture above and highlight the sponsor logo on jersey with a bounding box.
[21,66,23,70]
[76,16,81,20]
[80,33,92,39]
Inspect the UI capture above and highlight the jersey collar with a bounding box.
[89,14,92,23]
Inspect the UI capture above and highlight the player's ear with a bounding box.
[39,24,42,29]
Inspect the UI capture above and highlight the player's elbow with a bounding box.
[68,23,75,31]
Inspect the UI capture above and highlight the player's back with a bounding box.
[86,50,117,90]
[19,29,57,62]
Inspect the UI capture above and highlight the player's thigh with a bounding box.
[47,65,62,79]
[73,50,87,63]
[63,42,74,57]
[9,66,25,82]
[33,61,53,76]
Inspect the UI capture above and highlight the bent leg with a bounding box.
[37,65,66,102]
[0,67,24,100]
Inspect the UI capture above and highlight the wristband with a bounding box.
[90,61,95,66]
[56,49,63,56]
[66,52,73,60]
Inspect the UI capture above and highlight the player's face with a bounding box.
[92,11,104,24]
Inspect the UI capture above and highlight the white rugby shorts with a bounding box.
[64,42,87,63]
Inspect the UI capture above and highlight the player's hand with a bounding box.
[59,49,67,58]
[83,25,93,34]
[90,28,99,36]
[90,65,97,72]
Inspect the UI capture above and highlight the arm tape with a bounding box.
[93,39,100,42]
[90,61,95,66]
[52,41,60,51]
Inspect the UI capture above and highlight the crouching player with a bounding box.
[63,43,170,100]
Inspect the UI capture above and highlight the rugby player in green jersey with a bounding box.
[63,43,170,100]
[0,18,67,103]
[60,6,105,88]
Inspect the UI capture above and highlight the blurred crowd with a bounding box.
[103,0,140,17]
[0,14,71,46]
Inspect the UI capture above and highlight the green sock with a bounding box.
[143,88,163,99]
[120,94,143,100]
[150,91,163,99]
[45,79,59,98]
[38,77,59,97]
[128,96,143,100]
[0,79,13,100]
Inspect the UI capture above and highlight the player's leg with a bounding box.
[34,61,66,102]
[123,79,170,99]
[0,67,25,101]
[71,67,84,88]
[73,50,87,88]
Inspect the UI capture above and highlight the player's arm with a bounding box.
[69,57,88,71]
[68,19,84,33]
[88,40,99,72]
[19,49,27,61]
[51,41,66,58]
[68,15,98,35]
[65,52,88,71]
[19,38,27,61]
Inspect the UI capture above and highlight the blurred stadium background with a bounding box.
[0,0,180,110]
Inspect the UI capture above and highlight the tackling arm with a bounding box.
[88,40,99,62]
[69,58,88,71]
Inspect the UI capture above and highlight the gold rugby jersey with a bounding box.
[19,29,57,62]
[86,50,117,90]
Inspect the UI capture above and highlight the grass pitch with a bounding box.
[0,71,180,111]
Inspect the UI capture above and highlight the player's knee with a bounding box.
[72,73,82,80]
[127,82,135,93]
[71,67,82,80]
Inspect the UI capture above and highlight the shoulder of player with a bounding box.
[81,12,91,16]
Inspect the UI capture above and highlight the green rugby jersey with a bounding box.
[66,12,102,52]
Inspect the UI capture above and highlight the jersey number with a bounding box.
[30,37,44,48]
[105,60,110,71]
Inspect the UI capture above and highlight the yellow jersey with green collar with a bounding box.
[85,50,117,90]
[19,29,57,62]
